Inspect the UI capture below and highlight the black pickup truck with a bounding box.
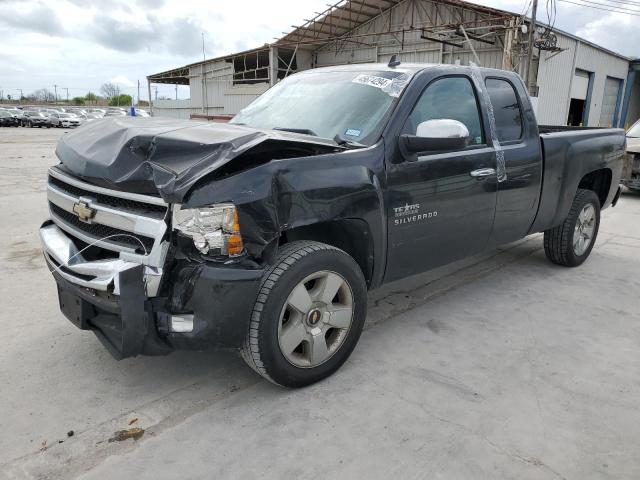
[40,62,625,387]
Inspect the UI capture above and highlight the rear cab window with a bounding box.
[485,78,523,142]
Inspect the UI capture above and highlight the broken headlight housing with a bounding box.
[172,204,244,256]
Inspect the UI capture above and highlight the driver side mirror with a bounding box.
[400,119,471,158]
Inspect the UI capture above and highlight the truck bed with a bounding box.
[530,126,626,233]
[538,125,612,134]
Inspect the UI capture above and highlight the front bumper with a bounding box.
[41,221,264,359]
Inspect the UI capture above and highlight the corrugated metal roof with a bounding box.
[147,0,630,81]
[276,0,513,48]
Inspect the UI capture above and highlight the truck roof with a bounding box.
[299,62,517,79]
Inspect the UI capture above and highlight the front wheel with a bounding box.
[241,241,367,388]
[544,188,600,267]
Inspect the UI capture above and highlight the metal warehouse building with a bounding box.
[148,0,640,128]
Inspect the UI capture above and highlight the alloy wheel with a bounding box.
[277,270,354,368]
[573,203,596,256]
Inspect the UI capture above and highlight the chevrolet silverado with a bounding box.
[40,62,625,387]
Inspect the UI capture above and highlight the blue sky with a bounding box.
[0,0,637,102]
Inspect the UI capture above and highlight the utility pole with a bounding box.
[16,89,23,103]
[175,84,178,100]
[525,0,538,95]
[64,88,69,103]
[201,32,208,115]
[137,79,141,107]
[53,84,58,104]
[147,79,153,115]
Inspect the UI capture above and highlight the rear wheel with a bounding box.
[241,241,367,388]
[544,188,600,267]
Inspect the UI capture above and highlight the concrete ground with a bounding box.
[1,126,639,480]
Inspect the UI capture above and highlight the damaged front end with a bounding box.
[41,119,342,358]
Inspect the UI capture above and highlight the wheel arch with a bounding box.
[279,219,374,288]
[578,168,612,207]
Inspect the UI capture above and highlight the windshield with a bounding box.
[231,69,412,145]
[628,121,640,138]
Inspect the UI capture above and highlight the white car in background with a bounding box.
[622,120,640,192]
[49,113,82,128]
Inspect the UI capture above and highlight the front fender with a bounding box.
[184,142,387,284]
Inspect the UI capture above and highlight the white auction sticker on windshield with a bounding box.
[352,74,393,90]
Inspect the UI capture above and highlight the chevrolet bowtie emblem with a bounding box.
[72,201,96,222]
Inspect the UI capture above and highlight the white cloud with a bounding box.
[110,75,135,87]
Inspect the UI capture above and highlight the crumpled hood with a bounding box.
[55,117,340,203]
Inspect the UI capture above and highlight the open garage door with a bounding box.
[599,76,622,127]
[568,70,592,126]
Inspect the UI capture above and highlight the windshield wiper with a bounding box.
[273,127,318,136]
[333,133,366,149]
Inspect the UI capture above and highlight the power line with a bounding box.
[589,0,640,6]
[567,0,640,11]
[558,0,640,14]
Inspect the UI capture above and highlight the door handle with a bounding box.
[469,168,496,178]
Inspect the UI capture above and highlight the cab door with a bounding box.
[384,74,497,282]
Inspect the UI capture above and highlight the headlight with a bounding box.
[172,203,244,256]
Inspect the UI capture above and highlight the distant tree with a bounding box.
[109,94,133,107]
[100,82,120,99]
[71,96,86,105]
[85,92,98,104]
[31,89,55,102]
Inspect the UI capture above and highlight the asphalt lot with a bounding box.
[1,126,639,479]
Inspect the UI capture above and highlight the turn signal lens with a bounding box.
[226,209,244,256]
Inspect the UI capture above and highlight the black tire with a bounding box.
[544,188,600,267]
[241,240,367,388]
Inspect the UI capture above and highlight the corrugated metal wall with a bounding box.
[536,33,628,126]
[153,99,196,119]
[314,0,508,69]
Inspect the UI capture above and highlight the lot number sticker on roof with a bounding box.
[352,74,393,90]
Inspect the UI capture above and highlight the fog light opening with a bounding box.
[170,314,194,333]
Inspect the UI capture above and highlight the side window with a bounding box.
[407,76,484,145]
[485,78,523,142]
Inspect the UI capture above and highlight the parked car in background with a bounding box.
[86,108,106,115]
[49,113,82,128]
[105,109,127,117]
[1,107,25,121]
[0,110,20,127]
[85,113,104,121]
[129,108,150,117]
[622,119,640,192]
[22,111,51,128]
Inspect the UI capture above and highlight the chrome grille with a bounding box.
[49,203,155,254]
[48,175,166,216]
[46,166,169,268]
